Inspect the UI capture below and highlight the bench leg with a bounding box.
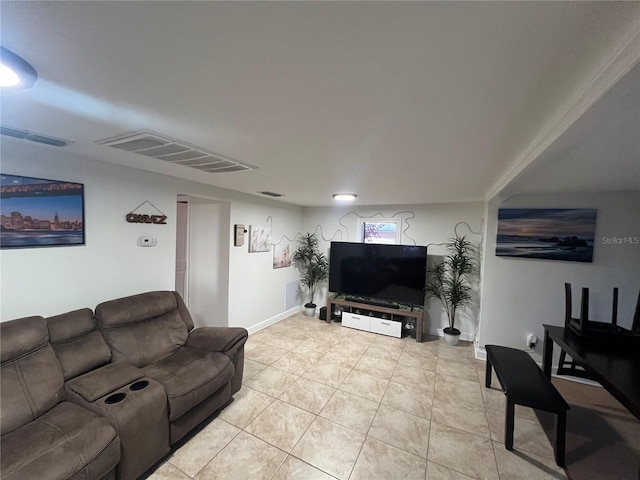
[505,398,515,450]
[485,357,492,388]
[555,410,567,467]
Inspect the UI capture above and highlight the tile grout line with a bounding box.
[158,315,494,479]
[345,342,404,479]
[479,364,503,480]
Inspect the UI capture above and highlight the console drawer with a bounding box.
[369,317,402,338]
[342,312,370,332]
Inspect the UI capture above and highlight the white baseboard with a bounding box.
[246,306,302,335]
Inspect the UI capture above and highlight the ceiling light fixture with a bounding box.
[0,47,38,88]
[333,193,357,201]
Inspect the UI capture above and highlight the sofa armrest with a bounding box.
[66,362,144,403]
[186,327,248,355]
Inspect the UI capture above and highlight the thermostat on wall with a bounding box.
[138,236,157,247]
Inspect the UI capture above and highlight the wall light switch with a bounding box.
[138,236,157,247]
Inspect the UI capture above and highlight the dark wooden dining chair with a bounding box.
[559,283,596,379]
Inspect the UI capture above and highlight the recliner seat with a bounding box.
[48,307,170,480]
[0,316,120,480]
[95,290,247,443]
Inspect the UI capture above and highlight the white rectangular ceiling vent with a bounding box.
[97,131,256,173]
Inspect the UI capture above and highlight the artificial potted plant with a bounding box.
[425,235,476,346]
[293,233,329,317]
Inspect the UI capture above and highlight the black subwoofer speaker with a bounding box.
[319,306,327,320]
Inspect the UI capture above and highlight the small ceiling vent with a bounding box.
[258,191,284,197]
[96,131,257,173]
[1,125,73,147]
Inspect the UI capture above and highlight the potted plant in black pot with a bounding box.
[293,233,329,317]
[425,235,477,345]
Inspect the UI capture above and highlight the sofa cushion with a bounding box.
[0,401,120,480]
[0,316,65,435]
[0,315,48,363]
[48,308,112,380]
[143,347,234,421]
[95,291,191,367]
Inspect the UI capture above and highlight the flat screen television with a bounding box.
[329,241,427,307]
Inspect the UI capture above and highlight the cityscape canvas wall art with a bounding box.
[496,208,597,262]
[1,174,85,249]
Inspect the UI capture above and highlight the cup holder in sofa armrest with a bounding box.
[66,362,144,403]
[129,380,149,391]
[105,392,127,404]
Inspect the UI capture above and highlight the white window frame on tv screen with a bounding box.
[361,219,401,244]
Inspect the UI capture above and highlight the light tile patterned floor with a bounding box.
[145,312,567,480]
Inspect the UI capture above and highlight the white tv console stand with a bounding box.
[326,297,424,343]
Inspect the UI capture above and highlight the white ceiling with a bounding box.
[1,2,639,207]
[504,61,640,197]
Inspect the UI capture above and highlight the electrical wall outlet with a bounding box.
[527,333,537,350]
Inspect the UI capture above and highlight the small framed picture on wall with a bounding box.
[249,225,271,253]
[273,244,291,269]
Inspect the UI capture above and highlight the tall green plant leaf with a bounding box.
[424,235,476,331]
[293,233,329,305]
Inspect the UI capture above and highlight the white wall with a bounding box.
[478,191,640,359]
[228,200,303,331]
[187,199,230,328]
[303,202,486,340]
[1,141,304,327]
[1,143,177,319]
[10,140,635,355]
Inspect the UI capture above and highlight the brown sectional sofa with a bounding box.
[0,291,248,480]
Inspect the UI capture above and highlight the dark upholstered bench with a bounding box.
[485,345,570,467]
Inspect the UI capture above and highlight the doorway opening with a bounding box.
[175,195,230,327]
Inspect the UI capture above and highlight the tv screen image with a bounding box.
[329,241,427,307]
[1,173,85,249]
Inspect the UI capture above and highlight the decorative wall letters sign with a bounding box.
[126,201,167,225]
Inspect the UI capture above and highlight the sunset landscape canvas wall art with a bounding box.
[496,208,597,262]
